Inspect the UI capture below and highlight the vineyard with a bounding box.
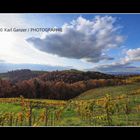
[0,97,67,126]
[1,82,140,126]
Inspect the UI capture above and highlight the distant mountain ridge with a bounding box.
[0,63,71,73]
[105,71,140,76]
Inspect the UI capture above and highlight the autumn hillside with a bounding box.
[0,69,132,100]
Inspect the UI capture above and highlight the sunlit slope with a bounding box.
[75,82,140,100]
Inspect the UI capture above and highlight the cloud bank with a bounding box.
[27,16,124,63]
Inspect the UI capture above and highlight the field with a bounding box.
[0,82,140,126]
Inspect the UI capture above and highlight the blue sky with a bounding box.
[1,14,140,72]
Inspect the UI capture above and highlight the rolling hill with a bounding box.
[0,69,47,83]
[75,82,140,100]
[0,69,116,84]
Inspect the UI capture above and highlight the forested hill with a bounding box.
[0,69,46,83]
[0,69,124,100]
[0,69,116,83]
[39,70,116,83]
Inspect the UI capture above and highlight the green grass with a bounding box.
[0,103,21,113]
[76,82,140,100]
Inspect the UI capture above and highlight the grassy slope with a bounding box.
[75,82,140,100]
[72,82,140,126]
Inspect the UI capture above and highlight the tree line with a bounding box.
[0,77,125,100]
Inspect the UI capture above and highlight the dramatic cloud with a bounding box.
[27,16,124,63]
[123,48,140,63]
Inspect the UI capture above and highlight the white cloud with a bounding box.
[27,16,124,63]
[93,47,140,73]
[123,48,140,63]
[0,14,25,27]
